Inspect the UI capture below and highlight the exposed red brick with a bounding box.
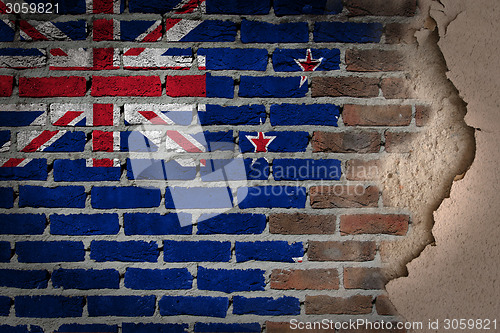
[340,214,410,235]
[381,77,414,99]
[305,295,373,315]
[385,23,417,44]
[270,269,339,290]
[269,213,335,234]
[345,0,417,16]
[312,77,379,98]
[266,322,333,333]
[346,49,406,72]
[91,76,162,97]
[310,185,379,208]
[346,159,381,181]
[376,295,399,315]
[308,241,376,261]
[19,76,86,97]
[312,132,381,153]
[0,75,13,97]
[385,132,418,153]
[344,267,387,289]
[343,105,412,126]
[416,105,432,126]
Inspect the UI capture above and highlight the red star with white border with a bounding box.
[246,132,276,152]
[294,49,323,72]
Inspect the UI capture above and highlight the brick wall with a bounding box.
[0,0,422,331]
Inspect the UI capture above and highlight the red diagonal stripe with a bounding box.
[124,48,145,56]
[0,1,8,14]
[142,24,162,42]
[2,158,25,167]
[165,18,182,31]
[53,111,84,126]
[21,131,59,152]
[139,111,169,125]
[19,20,49,41]
[176,0,200,14]
[167,130,203,153]
[50,48,68,56]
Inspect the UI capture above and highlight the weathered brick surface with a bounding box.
[346,159,381,180]
[344,267,387,289]
[343,105,412,126]
[381,77,415,99]
[312,77,379,98]
[346,49,406,72]
[416,105,432,126]
[312,131,381,153]
[345,0,417,16]
[269,213,336,234]
[310,185,379,208]
[385,23,417,44]
[270,269,339,290]
[376,295,400,315]
[385,131,418,153]
[340,214,410,235]
[305,295,373,314]
[308,241,377,261]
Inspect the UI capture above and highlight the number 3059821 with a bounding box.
[5,2,59,14]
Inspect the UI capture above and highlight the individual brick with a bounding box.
[346,49,406,72]
[165,20,237,42]
[91,187,161,209]
[270,104,340,126]
[0,242,10,262]
[0,104,47,127]
[237,186,307,209]
[17,130,86,152]
[273,48,340,72]
[385,131,418,153]
[53,160,121,182]
[0,159,48,181]
[120,20,162,42]
[312,131,381,153]
[126,159,196,181]
[15,296,84,318]
[381,77,414,99]
[165,187,233,209]
[239,76,308,98]
[273,159,342,181]
[129,0,202,13]
[200,158,270,181]
[344,267,387,289]
[233,296,300,316]
[52,269,119,290]
[416,105,432,126]
[0,296,10,316]
[124,213,192,235]
[310,185,379,208]
[385,23,417,44]
[91,76,162,96]
[312,77,379,97]
[197,267,265,293]
[235,241,303,262]
[166,74,234,98]
[197,214,266,235]
[0,48,46,69]
[0,325,44,332]
[19,20,87,41]
[0,20,15,41]
[241,20,308,43]
[274,0,342,15]
[346,159,381,180]
[343,105,412,126]
[119,131,161,152]
[124,268,192,290]
[16,241,85,263]
[206,0,270,14]
[0,214,46,235]
[87,296,155,317]
[92,19,114,41]
[308,241,376,261]
[159,296,228,318]
[269,213,336,235]
[198,105,266,125]
[123,323,187,333]
[0,75,13,96]
[197,48,268,71]
[314,22,383,43]
[270,269,339,290]
[340,214,410,235]
[56,324,118,333]
[163,240,231,262]
[305,295,373,314]
[19,186,85,208]
[50,214,119,235]
[19,77,86,97]
[239,131,309,153]
[376,295,399,315]
[345,0,417,16]
[90,241,158,262]
[0,269,49,289]
[194,323,261,333]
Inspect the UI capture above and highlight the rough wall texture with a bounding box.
[388,0,500,331]
[0,0,483,332]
